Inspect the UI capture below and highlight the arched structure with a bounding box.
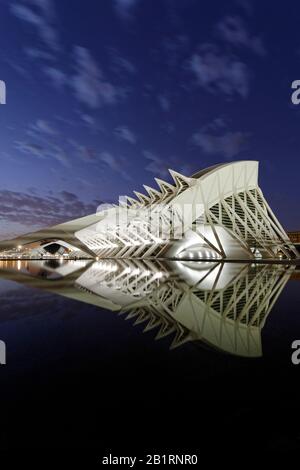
[0,161,298,260]
[75,161,298,260]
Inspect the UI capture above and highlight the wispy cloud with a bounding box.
[144,150,170,177]
[216,16,266,56]
[68,139,97,162]
[5,58,32,80]
[187,12,265,100]
[46,144,70,167]
[114,0,140,19]
[80,114,95,128]
[235,0,253,16]
[158,94,170,112]
[114,126,137,144]
[43,66,67,89]
[143,151,193,178]
[29,119,58,136]
[191,119,249,159]
[189,44,249,99]
[99,151,132,181]
[71,46,118,108]
[78,113,103,134]
[10,0,60,51]
[15,139,71,167]
[15,118,71,167]
[14,141,45,159]
[0,189,101,230]
[24,47,55,61]
[109,48,137,75]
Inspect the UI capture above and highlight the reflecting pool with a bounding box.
[0,259,300,451]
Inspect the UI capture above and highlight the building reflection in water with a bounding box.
[0,259,295,357]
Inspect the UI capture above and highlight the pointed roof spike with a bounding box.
[125,195,136,202]
[133,191,149,205]
[126,196,140,207]
[155,322,175,340]
[154,178,176,197]
[168,169,194,188]
[169,325,191,349]
[143,184,161,197]
[143,185,161,202]
[143,313,161,332]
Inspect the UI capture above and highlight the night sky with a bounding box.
[0,0,300,239]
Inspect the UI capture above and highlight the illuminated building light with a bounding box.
[3,161,298,261]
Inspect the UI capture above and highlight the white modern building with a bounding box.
[0,161,298,260]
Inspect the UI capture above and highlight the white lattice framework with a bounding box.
[2,161,297,261]
[73,259,294,354]
[0,258,293,355]
[75,161,298,260]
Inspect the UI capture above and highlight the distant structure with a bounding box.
[288,231,300,245]
[0,161,298,260]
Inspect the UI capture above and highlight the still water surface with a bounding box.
[0,259,300,450]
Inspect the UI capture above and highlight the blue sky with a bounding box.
[0,0,300,238]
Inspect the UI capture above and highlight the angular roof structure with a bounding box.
[0,161,298,260]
